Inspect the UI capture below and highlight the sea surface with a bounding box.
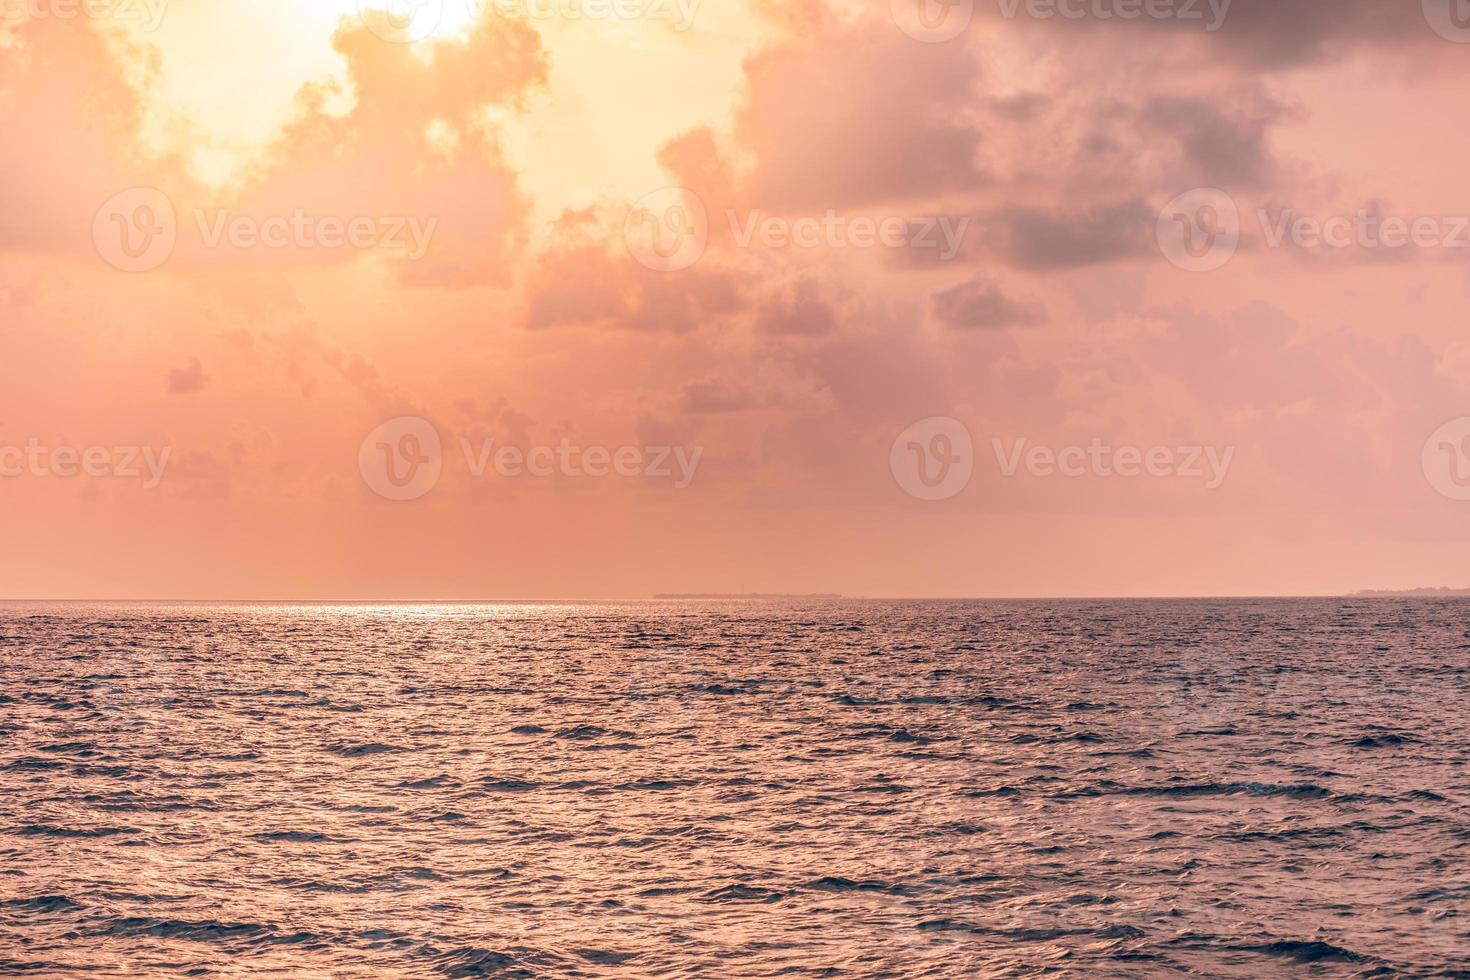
[1,599,1468,977]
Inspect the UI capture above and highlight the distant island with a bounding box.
[1352,587,1470,597]
[653,593,844,600]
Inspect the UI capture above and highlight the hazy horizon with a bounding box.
[2,589,1464,603]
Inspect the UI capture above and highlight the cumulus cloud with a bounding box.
[971,0,1435,68]
[667,16,984,211]
[931,277,1045,329]
[0,18,194,255]
[993,200,1155,269]
[756,279,839,336]
[1140,93,1286,189]
[193,18,547,284]
[166,357,209,394]
[522,217,746,333]
[681,380,758,413]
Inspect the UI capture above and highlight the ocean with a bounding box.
[1,599,1467,976]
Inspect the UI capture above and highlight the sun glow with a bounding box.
[352,0,484,43]
[126,0,487,186]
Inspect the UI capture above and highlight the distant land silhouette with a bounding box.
[653,593,844,600]
[1353,587,1470,597]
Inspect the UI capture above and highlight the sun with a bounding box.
[352,0,484,44]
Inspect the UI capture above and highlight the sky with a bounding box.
[3,0,1470,599]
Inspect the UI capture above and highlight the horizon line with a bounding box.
[0,592,1454,604]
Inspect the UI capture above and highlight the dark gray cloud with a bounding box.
[979,0,1430,68]
[167,357,209,395]
[994,199,1155,269]
[1142,94,1284,188]
[757,279,839,336]
[681,380,758,413]
[932,276,1046,329]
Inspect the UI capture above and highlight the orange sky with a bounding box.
[3,0,1470,599]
